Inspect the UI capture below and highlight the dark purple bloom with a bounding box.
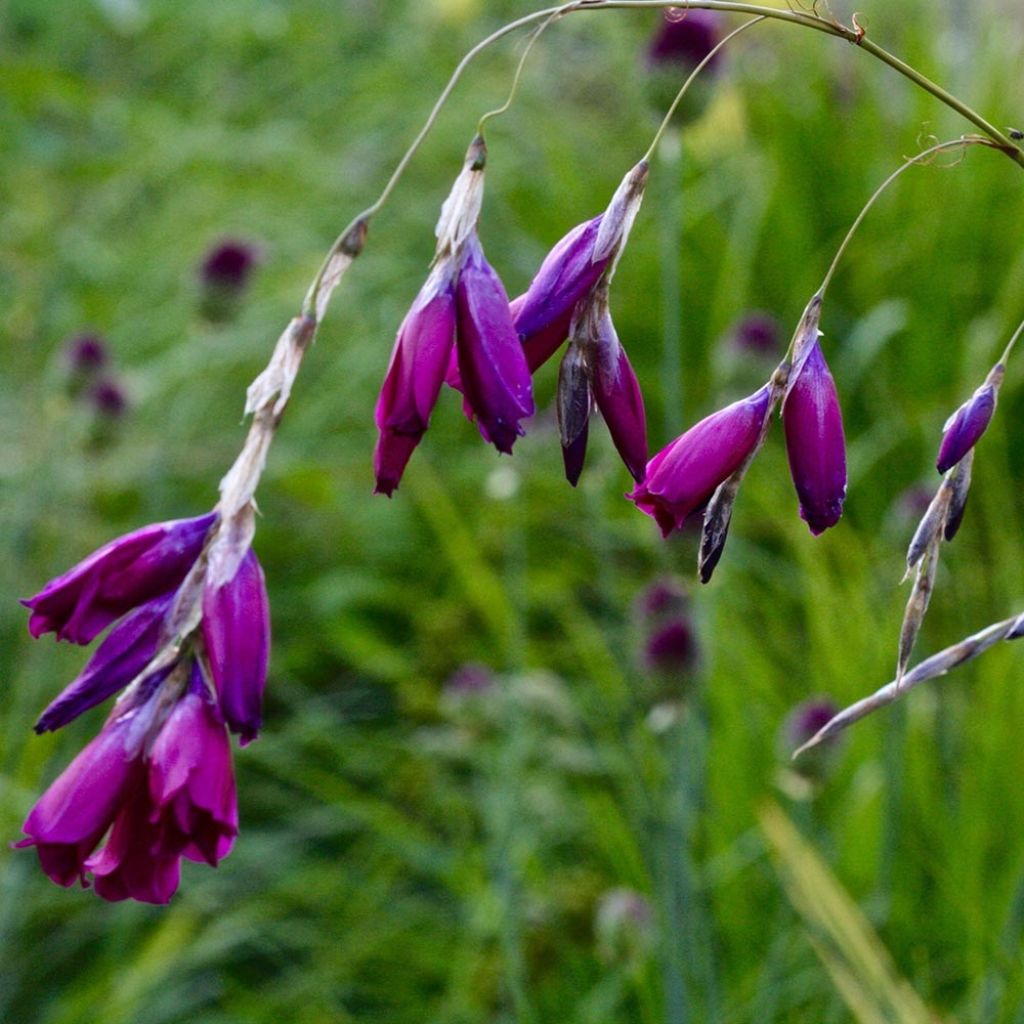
[591,314,648,483]
[18,663,239,903]
[635,577,688,621]
[22,513,216,644]
[88,378,128,417]
[513,216,611,372]
[455,236,534,454]
[783,698,840,750]
[34,593,174,733]
[202,548,270,746]
[148,668,238,867]
[783,339,847,535]
[642,619,699,676]
[729,313,780,356]
[65,333,108,373]
[374,265,457,495]
[200,240,259,292]
[780,696,844,785]
[936,381,997,473]
[15,708,141,888]
[646,9,723,71]
[628,385,772,537]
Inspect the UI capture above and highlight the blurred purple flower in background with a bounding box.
[199,239,261,322]
[64,333,109,374]
[778,696,844,790]
[643,9,724,124]
[88,378,128,418]
[730,312,780,357]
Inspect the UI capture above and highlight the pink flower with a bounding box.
[628,385,772,537]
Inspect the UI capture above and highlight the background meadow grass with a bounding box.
[3,0,1024,1020]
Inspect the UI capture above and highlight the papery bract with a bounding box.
[374,264,457,495]
[202,547,271,745]
[783,339,847,535]
[22,513,216,644]
[936,381,997,474]
[628,385,772,537]
[455,236,534,453]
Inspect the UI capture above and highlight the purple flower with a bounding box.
[374,265,457,495]
[455,235,534,454]
[642,619,699,676]
[65,333,108,373]
[936,380,997,474]
[147,668,238,866]
[513,216,611,373]
[783,339,847,535]
[635,577,688,621]
[729,313,780,356]
[22,513,216,644]
[17,664,239,903]
[88,378,128,418]
[628,385,772,537]
[646,9,723,71]
[780,696,844,785]
[202,547,271,745]
[591,314,648,482]
[34,593,174,733]
[200,239,259,292]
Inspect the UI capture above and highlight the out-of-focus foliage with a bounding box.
[3,0,1024,1021]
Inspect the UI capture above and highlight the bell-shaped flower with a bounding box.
[455,235,534,453]
[202,547,270,745]
[936,375,999,474]
[148,666,238,866]
[374,263,457,495]
[22,512,216,644]
[629,384,772,537]
[34,593,174,734]
[783,338,847,535]
[15,679,159,888]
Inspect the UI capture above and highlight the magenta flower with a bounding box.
[936,380,997,473]
[513,216,611,372]
[455,235,534,454]
[783,339,847,535]
[200,239,259,293]
[628,385,772,537]
[202,548,271,746]
[22,513,216,644]
[374,265,457,495]
[17,665,238,904]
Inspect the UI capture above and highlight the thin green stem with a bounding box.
[817,137,994,298]
[478,11,562,135]
[999,317,1024,365]
[304,0,1024,317]
[643,15,765,163]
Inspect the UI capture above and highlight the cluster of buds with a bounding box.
[63,333,129,422]
[16,511,270,902]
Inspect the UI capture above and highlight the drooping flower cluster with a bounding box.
[17,511,270,902]
[374,136,533,495]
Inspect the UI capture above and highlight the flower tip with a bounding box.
[801,499,844,535]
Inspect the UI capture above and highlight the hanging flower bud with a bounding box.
[202,547,271,745]
[512,161,649,374]
[455,235,534,453]
[374,263,457,495]
[22,512,216,644]
[782,305,847,536]
[629,384,773,537]
[936,368,1001,473]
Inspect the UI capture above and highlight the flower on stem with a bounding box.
[554,297,647,484]
[936,369,1001,473]
[202,547,271,746]
[643,9,724,125]
[782,303,847,535]
[17,664,238,903]
[21,513,216,644]
[373,136,533,493]
[628,383,774,538]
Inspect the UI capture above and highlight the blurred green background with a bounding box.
[3,0,1024,1020]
